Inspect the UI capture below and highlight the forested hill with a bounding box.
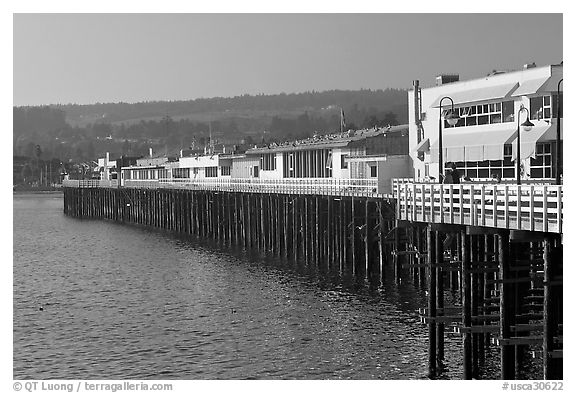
[13,88,409,164]
[54,89,408,126]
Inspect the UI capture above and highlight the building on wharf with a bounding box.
[63,62,562,381]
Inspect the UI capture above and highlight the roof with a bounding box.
[430,83,519,107]
[414,63,560,92]
[246,124,408,154]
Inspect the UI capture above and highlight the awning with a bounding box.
[511,77,549,97]
[414,138,430,153]
[538,73,563,93]
[511,124,560,160]
[429,127,517,163]
[430,82,519,107]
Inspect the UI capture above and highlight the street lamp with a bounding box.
[438,96,460,182]
[556,79,563,185]
[516,105,535,185]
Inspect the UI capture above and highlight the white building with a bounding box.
[97,152,116,180]
[409,63,563,181]
[245,125,411,182]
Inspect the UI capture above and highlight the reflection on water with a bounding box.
[14,193,502,379]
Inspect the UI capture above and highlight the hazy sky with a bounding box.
[13,13,563,106]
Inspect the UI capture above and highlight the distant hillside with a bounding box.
[53,89,408,127]
[13,89,409,164]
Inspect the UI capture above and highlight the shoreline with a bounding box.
[13,189,63,195]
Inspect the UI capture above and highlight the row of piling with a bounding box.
[63,187,400,283]
[62,186,563,380]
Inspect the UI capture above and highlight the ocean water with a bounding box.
[14,193,499,380]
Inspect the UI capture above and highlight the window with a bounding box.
[502,101,515,123]
[452,145,515,179]
[261,153,276,171]
[326,151,333,170]
[253,166,259,178]
[173,168,190,179]
[370,165,377,178]
[341,154,348,169]
[530,95,552,120]
[448,100,515,128]
[530,142,553,179]
[221,166,231,176]
[205,167,218,177]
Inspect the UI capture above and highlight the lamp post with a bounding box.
[516,105,535,185]
[438,97,460,182]
[556,79,563,185]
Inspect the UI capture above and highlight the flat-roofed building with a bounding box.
[409,63,563,181]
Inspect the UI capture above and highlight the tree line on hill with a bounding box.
[13,89,408,186]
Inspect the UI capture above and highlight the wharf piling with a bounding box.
[63,186,397,285]
[63,180,563,381]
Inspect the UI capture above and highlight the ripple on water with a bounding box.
[14,193,518,380]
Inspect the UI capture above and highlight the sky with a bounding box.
[13,13,563,106]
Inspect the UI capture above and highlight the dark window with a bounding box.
[466,117,477,126]
[490,114,502,124]
[370,165,377,177]
[261,153,276,171]
[221,166,231,176]
[502,101,515,123]
[477,115,489,125]
[341,154,348,169]
[205,167,218,177]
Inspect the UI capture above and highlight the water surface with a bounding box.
[14,193,471,379]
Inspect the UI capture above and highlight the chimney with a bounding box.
[149,147,153,157]
[524,62,537,69]
[436,74,460,86]
[105,152,110,164]
[180,149,183,158]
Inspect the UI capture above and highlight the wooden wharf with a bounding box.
[62,177,563,380]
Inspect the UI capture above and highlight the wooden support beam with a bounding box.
[461,231,472,380]
[427,226,437,378]
[499,230,515,380]
[436,231,444,363]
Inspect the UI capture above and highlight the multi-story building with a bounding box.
[409,63,563,181]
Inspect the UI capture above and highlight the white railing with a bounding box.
[64,177,383,197]
[62,179,118,188]
[393,181,562,233]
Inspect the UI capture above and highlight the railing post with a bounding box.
[504,185,509,229]
[480,185,486,226]
[543,185,548,232]
[557,187,562,234]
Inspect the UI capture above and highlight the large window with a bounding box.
[530,96,552,120]
[453,144,515,179]
[173,168,190,178]
[530,143,553,179]
[221,165,231,176]
[282,149,332,178]
[531,94,562,120]
[260,154,276,171]
[205,167,218,177]
[446,100,515,128]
